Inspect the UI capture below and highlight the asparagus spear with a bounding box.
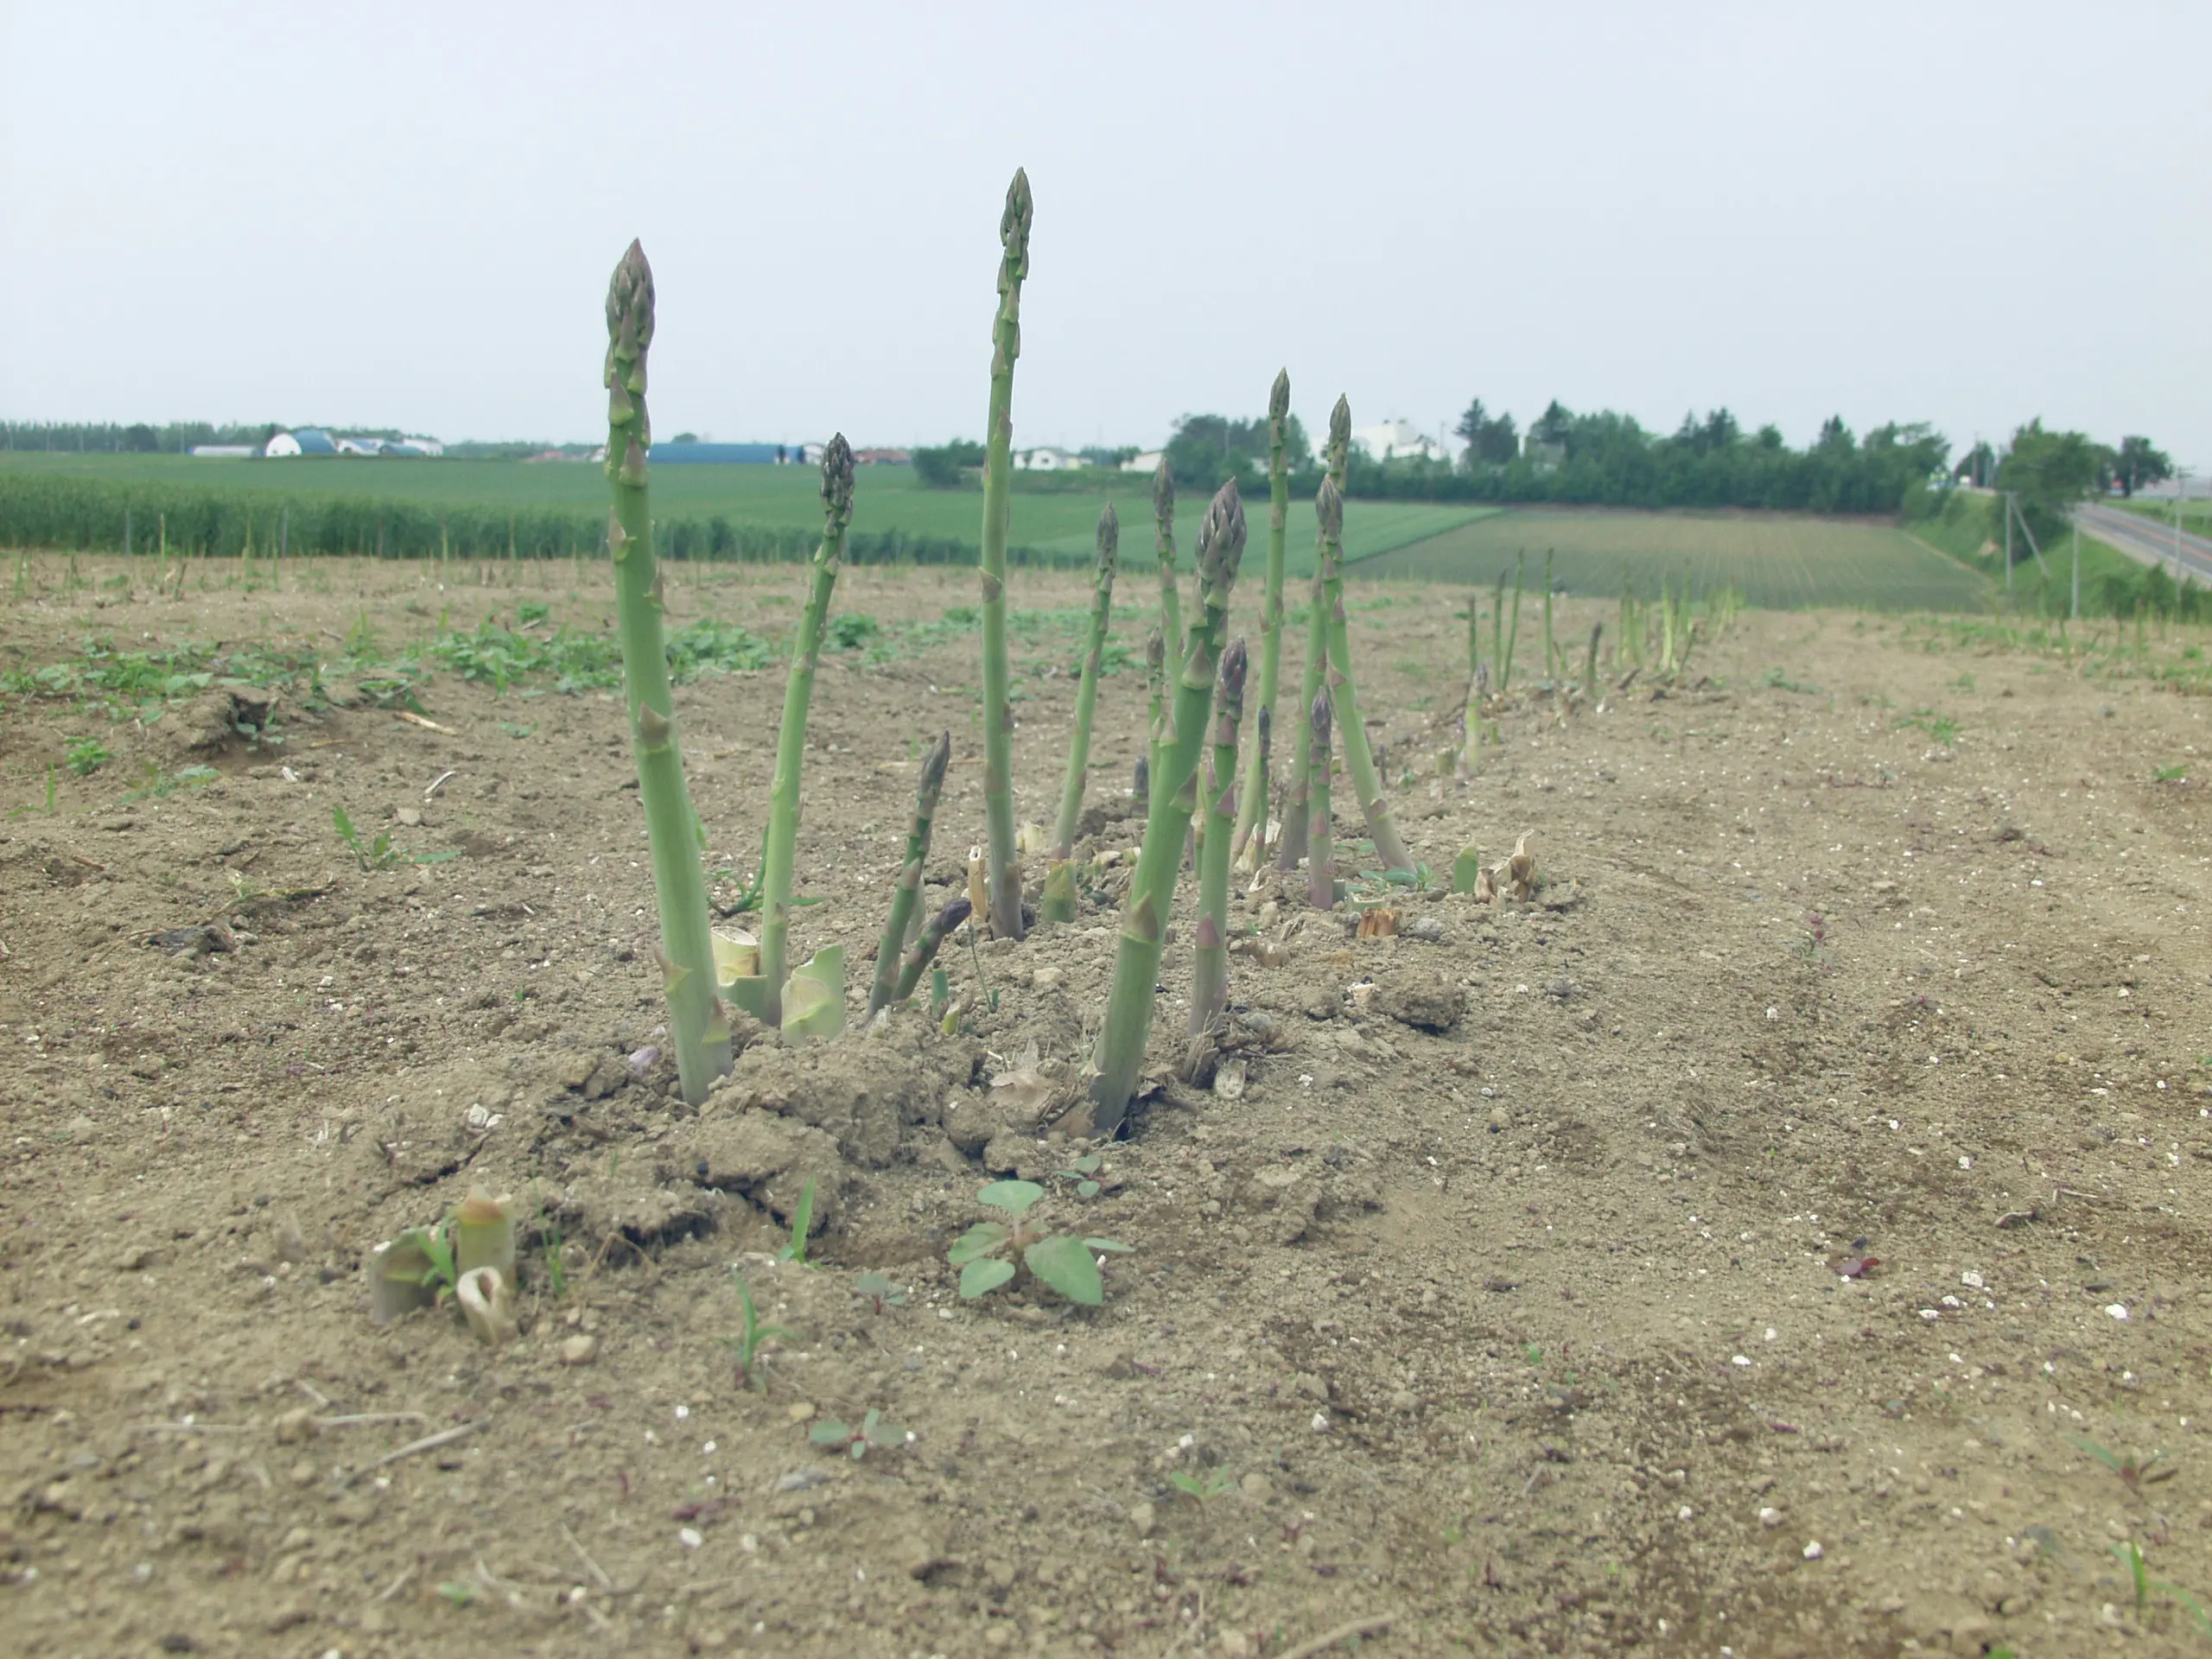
[977,168,1033,941]
[892,895,972,1006]
[1584,621,1604,702]
[1230,370,1290,864]
[1276,397,1349,871]
[1188,637,1249,1034]
[1315,474,1414,872]
[1306,687,1333,911]
[868,731,952,1017]
[1089,480,1246,1135]
[1501,550,1523,690]
[1541,547,1555,685]
[759,435,855,1027]
[603,240,730,1106]
[1459,658,1488,778]
[1151,456,1183,666]
[1139,622,1165,804]
[1040,505,1120,922]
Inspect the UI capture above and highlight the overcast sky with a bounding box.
[3,3,2207,470]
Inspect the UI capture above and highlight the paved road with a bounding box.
[2075,501,2212,588]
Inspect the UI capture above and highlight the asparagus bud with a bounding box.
[868,731,952,1016]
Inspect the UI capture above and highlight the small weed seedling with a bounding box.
[2156,763,2190,784]
[777,1179,817,1266]
[394,1222,459,1304]
[333,803,458,872]
[809,1408,906,1460]
[535,1198,568,1300]
[1055,1154,1103,1198]
[1168,1467,1238,1503]
[66,737,111,776]
[948,1180,1130,1306]
[729,1272,794,1392]
[2111,1539,2212,1636]
[1897,709,1960,746]
[2070,1434,2174,1489]
[854,1271,906,1314]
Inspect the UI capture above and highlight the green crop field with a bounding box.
[1355,506,1994,611]
[0,454,1493,575]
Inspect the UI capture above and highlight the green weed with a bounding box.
[1897,709,1960,745]
[729,1272,794,1393]
[853,1271,906,1314]
[777,1179,817,1267]
[947,1180,1130,1306]
[1168,1468,1237,1503]
[808,1408,906,1460]
[332,803,459,872]
[65,737,111,776]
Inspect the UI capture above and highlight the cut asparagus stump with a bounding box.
[868,731,952,1017]
[976,169,1033,942]
[1041,505,1119,922]
[1277,397,1349,872]
[603,241,730,1105]
[1307,688,1334,910]
[1315,473,1414,872]
[760,435,855,1027]
[1089,480,1247,1137]
[1188,637,1249,1034]
[1232,370,1291,866]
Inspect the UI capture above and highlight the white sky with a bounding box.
[3,2,2207,471]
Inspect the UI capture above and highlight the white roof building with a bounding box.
[1017,446,1084,471]
[1122,449,1166,474]
[1350,419,1449,464]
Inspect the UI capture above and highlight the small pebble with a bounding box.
[1128,1501,1154,1535]
[1408,916,1446,943]
[1758,1506,1783,1528]
[678,1527,702,1549]
[558,1334,599,1366]
[1803,1541,1824,1560]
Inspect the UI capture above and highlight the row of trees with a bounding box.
[0,420,432,454]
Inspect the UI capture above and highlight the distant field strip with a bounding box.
[1356,508,1993,611]
[0,454,1491,575]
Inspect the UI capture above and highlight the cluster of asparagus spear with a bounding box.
[603,171,1419,1138]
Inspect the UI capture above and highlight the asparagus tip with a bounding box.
[1096,501,1118,570]
[1152,454,1174,521]
[1219,636,1249,699]
[1001,168,1033,262]
[1269,369,1291,421]
[1197,477,1248,596]
[1329,394,1351,448]
[1145,624,1164,670]
[605,240,655,357]
[821,433,855,521]
[921,729,952,794]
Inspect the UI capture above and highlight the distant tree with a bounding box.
[1165,411,1310,487]
[2112,435,2172,498]
[1815,415,1854,452]
[912,438,985,488]
[1077,444,1139,467]
[121,424,158,453]
[1453,398,1519,467]
[1529,400,1573,448]
[670,430,700,444]
[1454,398,1489,461]
[1999,419,2101,551]
[1671,408,1741,456]
[1753,423,1785,451]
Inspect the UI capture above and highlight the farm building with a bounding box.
[264,428,338,457]
[187,445,257,458]
[1017,446,1084,471]
[1351,419,1449,463]
[650,442,783,464]
[854,448,911,466]
[1121,449,1166,473]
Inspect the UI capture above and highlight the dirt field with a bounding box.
[3,555,2209,1658]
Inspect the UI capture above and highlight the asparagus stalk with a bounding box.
[1277,397,1350,871]
[1089,480,1246,1135]
[868,731,952,1017]
[1040,505,1120,922]
[1459,658,1488,777]
[1316,474,1414,873]
[760,435,855,1026]
[1492,568,1506,684]
[1250,703,1271,859]
[892,895,972,1005]
[1188,637,1249,1034]
[1541,549,1555,685]
[1139,623,1165,804]
[1151,457,1183,667]
[1584,622,1603,702]
[1230,370,1291,863]
[1501,550,1523,690]
[977,168,1033,942]
[603,240,729,1106]
[1306,687,1333,910]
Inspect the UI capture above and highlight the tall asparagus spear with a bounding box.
[1306,688,1333,910]
[1189,637,1249,1034]
[758,435,855,1026]
[1231,370,1290,865]
[1541,547,1555,684]
[868,731,952,1017]
[1151,457,1183,667]
[1276,397,1350,871]
[1040,505,1119,922]
[1583,622,1604,702]
[1501,550,1524,690]
[1459,658,1488,778]
[1316,474,1414,872]
[1089,480,1246,1135]
[977,168,1033,941]
[603,241,729,1106]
